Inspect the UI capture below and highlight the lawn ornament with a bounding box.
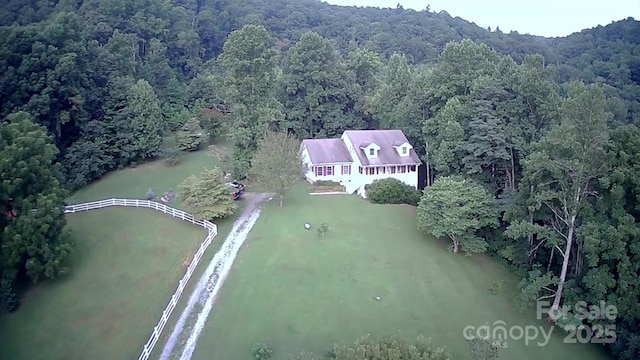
[375,295,381,301]
[160,189,175,203]
[304,222,311,230]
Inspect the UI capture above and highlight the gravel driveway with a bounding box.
[158,192,274,360]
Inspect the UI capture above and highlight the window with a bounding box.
[410,165,416,172]
[398,166,406,173]
[316,166,323,176]
[366,167,375,175]
[390,166,396,174]
[359,166,363,174]
[369,148,375,156]
[402,147,407,155]
[326,166,333,176]
[342,165,351,175]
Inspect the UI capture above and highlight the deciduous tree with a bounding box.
[175,116,206,152]
[280,31,362,138]
[417,176,498,254]
[0,112,72,311]
[127,79,164,160]
[178,167,238,219]
[218,24,283,179]
[249,130,304,207]
[506,82,611,316]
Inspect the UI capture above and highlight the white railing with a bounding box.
[64,198,217,360]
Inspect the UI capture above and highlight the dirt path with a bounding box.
[158,192,274,360]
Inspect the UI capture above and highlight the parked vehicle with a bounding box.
[226,181,245,200]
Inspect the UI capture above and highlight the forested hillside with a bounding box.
[2,0,640,359]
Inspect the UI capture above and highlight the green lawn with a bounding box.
[0,144,232,359]
[0,207,205,360]
[68,143,226,204]
[191,185,611,360]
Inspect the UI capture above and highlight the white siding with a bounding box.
[301,146,354,184]
[304,134,420,197]
[301,147,316,182]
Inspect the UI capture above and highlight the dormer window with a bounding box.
[361,142,381,158]
[402,147,407,155]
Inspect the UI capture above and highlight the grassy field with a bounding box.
[68,142,227,204]
[0,208,205,360]
[191,185,611,360]
[0,143,234,359]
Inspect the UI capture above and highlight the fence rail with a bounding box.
[64,198,217,360]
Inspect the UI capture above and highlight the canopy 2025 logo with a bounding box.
[538,300,618,345]
[462,300,618,348]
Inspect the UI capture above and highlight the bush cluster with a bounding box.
[252,342,273,360]
[365,178,421,205]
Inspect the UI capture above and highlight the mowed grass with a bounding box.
[0,143,231,359]
[191,186,611,360]
[68,141,226,204]
[0,207,205,360]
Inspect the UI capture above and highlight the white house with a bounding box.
[300,130,421,198]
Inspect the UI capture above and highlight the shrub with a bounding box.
[317,223,329,240]
[468,327,503,360]
[163,147,184,167]
[365,178,421,206]
[288,351,320,360]
[0,281,19,312]
[332,335,450,360]
[252,342,273,360]
[488,280,504,295]
[315,180,341,187]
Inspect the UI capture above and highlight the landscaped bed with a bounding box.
[307,180,346,193]
[190,185,611,360]
[0,207,206,360]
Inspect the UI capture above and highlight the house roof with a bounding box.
[343,130,422,166]
[302,139,353,164]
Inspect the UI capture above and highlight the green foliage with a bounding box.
[1,2,639,357]
[249,130,304,207]
[314,180,341,187]
[252,342,273,360]
[219,24,283,179]
[417,176,498,254]
[317,223,329,241]
[0,280,18,312]
[127,79,164,160]
[175,116,206,152]
[178,167,238,220]
[0,112,72,305]
[468,337,503,360]
[365,178,421,206]
[288,351,320,360]
[280,31,362,138]
[507,82,611,313]
[162,147,184,167]
[488,280,504,295]
[331,334,451,360]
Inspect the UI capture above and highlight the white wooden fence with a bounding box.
[64,198,217,360]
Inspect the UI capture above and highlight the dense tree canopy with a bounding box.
[0,112,72,311]
[0,0,639,357]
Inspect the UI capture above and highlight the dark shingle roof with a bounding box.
[302,139,353,164]
[343,130,422,166]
